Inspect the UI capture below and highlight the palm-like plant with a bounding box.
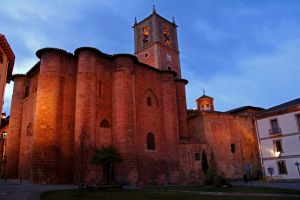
[91,146,123,184]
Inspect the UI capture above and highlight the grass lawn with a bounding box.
[145,185,300,195]
[41,189,300,200]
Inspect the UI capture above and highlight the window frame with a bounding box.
[277,160,288,175]
[273,139,283,153]
[269,118,281,135]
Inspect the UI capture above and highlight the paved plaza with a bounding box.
[0,179,76,200]
[0,179,300,200]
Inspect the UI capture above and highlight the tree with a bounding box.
[91,146,123,185]
[201,150,209,174]
[75,129,88,190]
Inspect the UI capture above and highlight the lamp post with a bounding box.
[295,162,300,176]
[0,131,7,179]
[267,166,274,180]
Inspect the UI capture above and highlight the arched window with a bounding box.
[163,26,170,46]
[147,97,152,106]
[147,132,155,150]
[142,26,149,44]
[201,105,204,111]
[206,104,210,111]
[231,143,236,153]
[100,119,110,128]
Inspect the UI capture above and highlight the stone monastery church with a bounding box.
[4,9,261,185]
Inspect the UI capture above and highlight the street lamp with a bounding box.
[295,162,300,176]
[267,166,274,180]
[0,131,7,179]
[2,131,7,139]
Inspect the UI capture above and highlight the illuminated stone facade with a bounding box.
[0,34,14,114]
[5,11,260,185]
[0,34,14,178]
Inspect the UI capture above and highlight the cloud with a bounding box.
[0,0,81,22]
[1,0,300,115]
[186,37,300,111]
[3,84,14,115]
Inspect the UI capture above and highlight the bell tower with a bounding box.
[133,7,182,77]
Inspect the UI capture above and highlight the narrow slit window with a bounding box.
[147,132,155,150]
[231,143,236,153]
[147,97,152,106]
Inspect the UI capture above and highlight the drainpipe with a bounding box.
[254,117,265,177]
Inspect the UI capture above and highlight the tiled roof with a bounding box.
[227,106,265,114]
[255,98,300,117]
[196,94,213,100]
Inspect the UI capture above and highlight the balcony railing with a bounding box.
[269,127,282,135]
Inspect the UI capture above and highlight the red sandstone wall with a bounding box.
[59,54,77,183]
[19,92,36,179]
[74,49,98,183]
[95,56,112,148]
[32,49,74,183]
[18,71,38,179]
[187,113,206,143]
[160,72,181,184]
[136,46,157,68]
[179,143,204,184]
[6,75,26,178]
[188,112,260,179]
[158,45,181,77]
[175,80,188,138]
[112,55,138,184]
[135,65,166,185]
[7,47,194,185]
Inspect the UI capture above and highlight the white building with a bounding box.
[254,98,300,180]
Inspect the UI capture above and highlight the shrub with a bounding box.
[203,170,231,187]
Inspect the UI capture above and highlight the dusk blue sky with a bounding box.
[1,0,299,114]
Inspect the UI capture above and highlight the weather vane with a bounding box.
[203,88,206,95]
[152,4,157,14]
